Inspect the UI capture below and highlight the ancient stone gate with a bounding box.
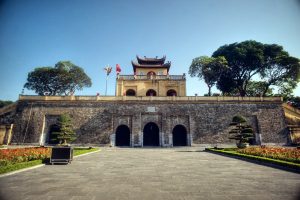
[6,95,288,147]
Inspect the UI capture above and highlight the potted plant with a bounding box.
[228,115,254,148]
[50,114,76,164]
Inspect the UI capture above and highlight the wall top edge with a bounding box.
[18,95,283,103]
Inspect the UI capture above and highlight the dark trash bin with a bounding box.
[50,146,73,165]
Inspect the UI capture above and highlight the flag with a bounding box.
[104,65,112,76]
[116,64,121,74]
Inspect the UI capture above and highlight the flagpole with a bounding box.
[105,74,108,96]
[104,65,112,96]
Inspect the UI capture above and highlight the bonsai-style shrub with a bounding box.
[232,115,246,123]
[229,115,254,148]
[51,114,76,145]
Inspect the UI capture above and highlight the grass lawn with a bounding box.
[0,147,100,175]
[73,147,100,156]
[0,159,43,175]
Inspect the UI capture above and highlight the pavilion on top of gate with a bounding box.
[116,55,186,97]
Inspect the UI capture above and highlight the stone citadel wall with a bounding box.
[8,96,288,146]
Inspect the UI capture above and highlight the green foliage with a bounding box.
[246,81,273,96]
[260,44,300,96]
[277,78,298,100]
[229,115,254,148]
[232,115,246,123]
[0,100,13,108]
[241,128,254,134]
[0,148,99,174]
[73,147,99,156]
[52,114,76,145]
[24,61,92,96]
[0,160,43,175]
[189,56,228,96]
[188,40,300,97]
[213,40,265,96]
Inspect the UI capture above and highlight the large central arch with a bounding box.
[172,125,187,146]
[126,89,136,96]
[115,125,131,146]
[146,89,157,96]
[143,122,159,146]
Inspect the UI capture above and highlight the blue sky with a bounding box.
[0,0,300,101]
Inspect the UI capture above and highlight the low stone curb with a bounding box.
[0,149,101,178]
[205,148,300,174]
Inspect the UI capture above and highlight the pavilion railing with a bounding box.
[117,75,186,80]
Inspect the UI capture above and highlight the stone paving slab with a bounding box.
[0,147,299,200]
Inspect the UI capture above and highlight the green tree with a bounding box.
[210,40,300,97]
[277,78,298,100]
[246,81,273,97]
[229,115,255,148]
[24,61,92,96]
[51,114,76,145]
[216,71,239,95]
[189,56,227,96]
[0,100,13,108]
[260,44,300,96]
[212,40,265,96]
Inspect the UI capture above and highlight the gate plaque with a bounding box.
[147,107,156,112]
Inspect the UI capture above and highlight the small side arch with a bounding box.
[172,124,187,146]
[115,125,131,146]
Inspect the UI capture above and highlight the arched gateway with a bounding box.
[172,125,188,146]
[143,122,159,146]
[47,124,60,145]
[115,125,131,146]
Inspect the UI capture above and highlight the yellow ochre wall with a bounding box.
[116,79,186,97]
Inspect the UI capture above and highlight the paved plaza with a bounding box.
[0,148,299,200]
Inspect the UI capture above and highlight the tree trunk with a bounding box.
[239,89,246,97]
[208,86,212,96]
[262,83,271,97]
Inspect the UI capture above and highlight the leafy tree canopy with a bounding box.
[24,61,92,96]
[212,40,266,96]
[0,100,13,108]
[189,56,227,96]
[260,44,300,96]
[246,81,273,97]
[189,40,300,97]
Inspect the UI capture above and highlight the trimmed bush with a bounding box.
[232,115,246,123]
[229,115,255,148]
